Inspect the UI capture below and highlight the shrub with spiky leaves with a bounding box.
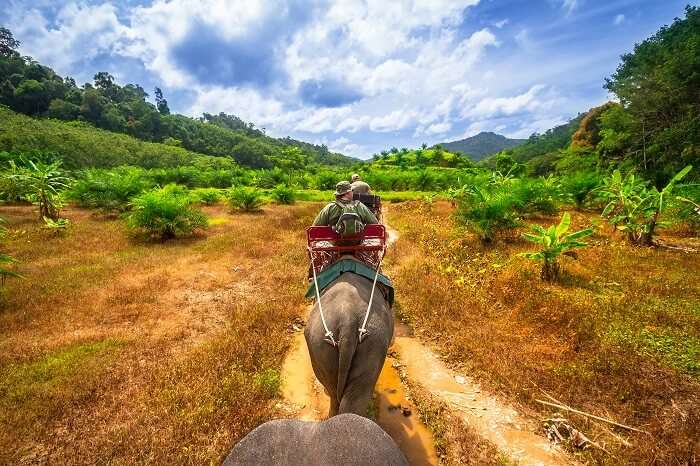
[519,212,593,281]
[228,186,264,212]
[561,171,601,209]
[270,184,295,205]
[127,184,208,240]
[456,185,520,243]
[192,188,222,205]
[69,167,149,212]
[43,216,70,235]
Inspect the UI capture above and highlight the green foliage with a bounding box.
[192,188,222,205]
[127,185,208,240]
[561,171,601,209]
[597,166,693,245]
[68,167,150,212]
[519,212,593,281]
[8,158,71,220]
[227,186,264,212]
[456,185,520,243]
[0,216,22,285]
[42,216,70,234]
[270,184,296,204]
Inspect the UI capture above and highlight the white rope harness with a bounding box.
[358,249,385,343]
[311,256,337,347]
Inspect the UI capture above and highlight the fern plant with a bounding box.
[228,186,264,212]
[519,212,593,281]
[127,185,208,240]
[270,184,296,205]
[456,185,520,243]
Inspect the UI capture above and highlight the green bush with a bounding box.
[456,185,520,243]
[127,184,208,240]
[9,159,71,220]
[69,167,150,212]
[227,186,264,212]
[561,171,601,209]
[192,188,222,205]
[270,184,296,204]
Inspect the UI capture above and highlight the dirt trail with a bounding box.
[280,212,569,465]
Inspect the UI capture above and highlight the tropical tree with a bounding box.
[270,184,295,205]
[519,212,593,281]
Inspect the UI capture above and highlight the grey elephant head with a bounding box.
[222,413,408,466]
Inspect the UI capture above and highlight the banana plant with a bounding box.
[9,160,71,220]
[519,212,593,281]
[596,165,692,245]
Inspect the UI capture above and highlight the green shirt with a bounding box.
[313,199,379,226]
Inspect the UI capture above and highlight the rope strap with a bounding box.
[310,249,337,347]
[358,249,385,343]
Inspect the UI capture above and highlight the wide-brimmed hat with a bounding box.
[334,181,352,196]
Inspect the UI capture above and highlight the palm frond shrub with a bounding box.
[519,212,593,281]
[270,184,295,205]
[69,167,149,212]
[511,177,560,215]
[228,186,264,212]
[561,171,601,209]
[127,184,208,240]
[192,188,222,205]
[456,185,520,243]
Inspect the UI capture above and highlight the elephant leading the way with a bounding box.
[305,269,394,417]
[222,413,408,466]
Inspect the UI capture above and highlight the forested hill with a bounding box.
[438,132,525,161]
[0,27,355,169]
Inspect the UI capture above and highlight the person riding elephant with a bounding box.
[350,174,372,194]
[313,181,378,228]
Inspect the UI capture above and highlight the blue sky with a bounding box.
[1,0,696,158]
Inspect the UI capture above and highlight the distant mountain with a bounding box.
[438,132,526,161]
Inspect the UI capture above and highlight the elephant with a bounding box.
[305,271,394,417]
[222,413,408,466]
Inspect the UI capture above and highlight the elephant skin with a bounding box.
[222,413,408,466]
[305,271,394,417]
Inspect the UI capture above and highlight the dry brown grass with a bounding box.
[0,202,318,464]
[388,200,700,465]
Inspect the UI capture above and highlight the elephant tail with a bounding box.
[336,326,358,403]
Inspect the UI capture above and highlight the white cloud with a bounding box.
[462,85,554,119]
[560,0,580,15]
[613,14,625,25]
[494,19,509,29]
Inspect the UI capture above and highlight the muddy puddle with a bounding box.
[375,356,439,465]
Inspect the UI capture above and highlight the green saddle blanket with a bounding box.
[306,258,394,305]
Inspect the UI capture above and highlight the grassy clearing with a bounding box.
[387,200,700,464]
[0,202,317,464]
